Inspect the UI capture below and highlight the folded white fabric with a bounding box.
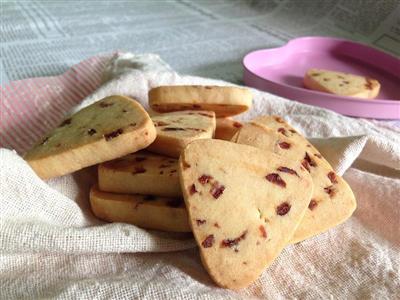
[0,53,399,299]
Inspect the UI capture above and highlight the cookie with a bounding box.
[179,139,313,289]
[90,186,190,232]
[304,68,380,99]
[236,116,357,243]
[214,118,243,141]
[147,110,216,158]
[24,95,156,179]
[149,85,252,117]
[98,151,181,197]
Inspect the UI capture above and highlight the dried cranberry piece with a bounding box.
[189,184,197,195]
[277,166,298,177]
[198,174,213,184]
[259,225,267,238]
[132,166,146,174]
[365,78,374,90]
[202,235,214,248]
[100,102,113,108]
[275,117,284,123]
[324,185,336,198]
[87,128,97,135]
[278,142,291,149]
[265,173,286,188]
[182,161,191,169]
[196,219,206,226]
[210,182,225,199]
[104,128,123,141]
[276,202,291,216]
[214,222,220,228]
[327,171,338,184]
[221,230,248,248]
[289,129,296,134]
[233,122,242,128]
[302,152,316,172]
[277,127,287,135]
[192,104,201,109]
[308,199,318,210]
[59,118,71,127]
[162,127,185,131]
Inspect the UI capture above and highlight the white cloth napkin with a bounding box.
[1,53,399,299]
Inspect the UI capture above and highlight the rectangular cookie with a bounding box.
[98,151,181,197]
[149,85,252,117]
[90,186,190,232]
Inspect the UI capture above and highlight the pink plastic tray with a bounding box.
[243,37,400,119]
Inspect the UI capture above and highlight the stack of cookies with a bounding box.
[24,85,356,290]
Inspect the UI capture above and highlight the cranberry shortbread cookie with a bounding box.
[304,68,380,99]
[24,96,156,179]
[98,152,181,197]
[214,118,243,141]
[90,186,190,232]
[149,85,252,117]
[147,110,216,158]
[235,116,357,243]
[179,139,313,289]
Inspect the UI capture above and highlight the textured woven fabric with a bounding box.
[0,53,399,299]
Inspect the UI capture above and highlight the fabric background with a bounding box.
[0,53,399,299]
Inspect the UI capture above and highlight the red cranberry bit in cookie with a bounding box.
[189,184,198,195]
[302,152,316,172]
[202,235,215,248]
[182,161,191,169]
[265,173,286,188]
[210,182,225,199]
[198,174,213,184]
[214,222,220,228]
[324,185,336,198]
[221,230,248,248]
[233,122,242,128]
[259,225,267,238]
[196,219,206,226]
[289,129,296,134]
[276,202,291,216]
[308,199,318,210]
[278,142,291,149]
[277,127,287,135]
[132,166,146,174]
[277,166,298,177]
[100,102,113,108]
[365,78,374,90]
[104,128,123,141]
[192,104,201,109]
[59,118,71,127]
[162,127,186,131]
[275,116,284,123]
[327,171,338,184]
[87,128,97,135]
